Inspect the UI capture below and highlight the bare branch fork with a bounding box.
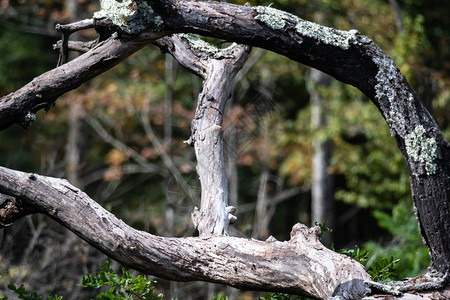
[54,19,96,65]
[0,0,449,298]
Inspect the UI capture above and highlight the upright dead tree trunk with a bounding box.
[156,35,249,236]
[309,68,334,245]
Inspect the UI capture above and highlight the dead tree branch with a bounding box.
[157,35,250,236]
[0,166,370,299]
[0,29,165,130]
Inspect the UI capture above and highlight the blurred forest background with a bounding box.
[0,0,449,298]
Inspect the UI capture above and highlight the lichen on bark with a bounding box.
[178,34,237,59]
[94,0,163,33]
[405,125,438,175]
[253,5,360,49]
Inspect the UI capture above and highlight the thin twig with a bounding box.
[140,100,196,202]
[85,115,160,173]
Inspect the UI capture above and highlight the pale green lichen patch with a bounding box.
[372,52,420,137]
[295,22,359,50]
[94,0,134,27]
[22,111,36,127]
[179,34,237,59]
[405,125,438,175]
[253,6,286,30]
[24,111,36,123]
[94,0,162,33]
[253,6,359,50]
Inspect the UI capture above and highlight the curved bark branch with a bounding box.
[163,35,249,236]
[0,166,370,299]
[129,0,450,276]
[0,30,165,130]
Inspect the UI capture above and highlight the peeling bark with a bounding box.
[187,44,249,236]
[0,194,34,227]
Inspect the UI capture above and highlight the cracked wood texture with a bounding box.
[156,35,248,236]
[153,2,449,275]
[187,43,249,236]
[0,166,371,299]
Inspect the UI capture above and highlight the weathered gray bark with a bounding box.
[0,194,35,227]
[189,46,247,235]
[155,35,248,236]
[3,166,447,299]
[128,0,450,278]
[0,166,370,299]
[0,0,449,297]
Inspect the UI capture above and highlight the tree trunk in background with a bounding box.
[66,101,83,185]
[252,162,270,239]
[65,0,84,186]
[164,53,181,299]
[388,0,404,32]
[309,68,334,245]
[164,55,175,146]
[225,110,238,210]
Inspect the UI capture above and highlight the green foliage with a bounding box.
[337,245,399,282]
[258,292,314,300]
[367,257,400,282]
[210,296,228,300]
[338,245,369,265]
[331,96,412,210]
[314,221,333,238]
[80,261,163,300]
[392,14,429,81]
[364,201,430,279]
[259,293,297,300]
[0,28,56,95]
[2,283,62,300]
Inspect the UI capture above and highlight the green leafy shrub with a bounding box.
[1,282,61,300]
[338,245,369,265]
[81,261,163,300]
[367,257,400,282]
[364,200,429,279]
[210,296,228,300]
[258,292,316,300]
[258,293,296,300]
[338,245,399,282]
